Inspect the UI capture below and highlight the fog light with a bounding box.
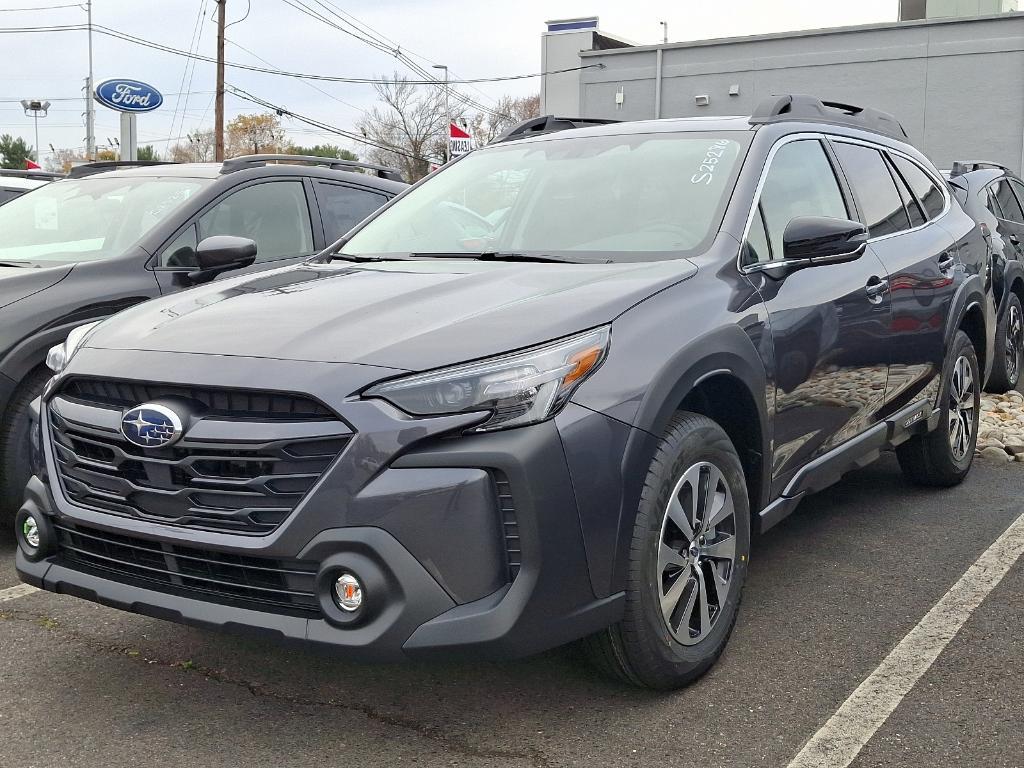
[332,573,363,612]
[22,515,40,549]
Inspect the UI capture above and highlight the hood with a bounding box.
[87,258,696,370]
[0,263,73,311]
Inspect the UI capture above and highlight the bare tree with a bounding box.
[468,94,541,146]
[169,129,216,162]
[356,74,446,182]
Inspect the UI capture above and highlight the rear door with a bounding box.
[742,136,892,495]
[988,178,1024,261]
[312,181,390,244]
[831,139,957,412]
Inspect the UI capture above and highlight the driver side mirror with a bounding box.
[187,236,257,284]
[782,216,868,266]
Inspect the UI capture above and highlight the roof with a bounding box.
[59,161,406,192]
[579,10,1024,57]
[0,176,50,191]
[498,115,756,145]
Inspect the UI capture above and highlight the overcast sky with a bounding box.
[0,0,898,162]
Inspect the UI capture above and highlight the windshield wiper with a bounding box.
[410,251,583,264]
[0,260,34,268]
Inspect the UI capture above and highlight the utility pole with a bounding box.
[432,64,449,162]
[215,0,226,161]
[85,0,96,160]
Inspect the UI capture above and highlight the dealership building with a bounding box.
[540,4,1024,171]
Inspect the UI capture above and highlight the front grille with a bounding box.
[48,382,351,535]
[62,378,333,420]
[54,522,320,617]
[494,472,521,581]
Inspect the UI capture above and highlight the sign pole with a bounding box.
[119,112,137,161]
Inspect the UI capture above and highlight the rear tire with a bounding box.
[0,368,50,524]
[582,412,750,690]
[896,330,979,487]
[987,292,1022,394]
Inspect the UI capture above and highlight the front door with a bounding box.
[742,137,892,496]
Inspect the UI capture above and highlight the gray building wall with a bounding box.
[568,13,1024,172]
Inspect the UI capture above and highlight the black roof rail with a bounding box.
[219,154,405,183]
[749,94,908,140]
[0,169,63,180]
[949,160,1014,177]
[67,160,175,178]
[492,115,620,144]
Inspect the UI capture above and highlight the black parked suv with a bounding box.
[0,155,405,519]
[944,162,1024,392]
[16,96,990,689]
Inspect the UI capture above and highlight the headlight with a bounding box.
[45,321,102,374]
[365,327,610,431]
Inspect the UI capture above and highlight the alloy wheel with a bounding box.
[657,461,737,646]
[948,355,976,462]
[1007,303,1022,385]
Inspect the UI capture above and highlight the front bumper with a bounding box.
[17,348,627,660]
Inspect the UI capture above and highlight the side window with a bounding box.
[986,186,1006,219]
[992,180,1024,224]
[833,142,909,237]
[759,140,848,261]
[160,223,199,267]
[198,181,314,263]
[313,182,388,242]
[887,156,926,228]
[891,155,945,219]
[1009,180,1024,222]
[743,204,772,265]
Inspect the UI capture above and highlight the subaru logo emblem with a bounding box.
[120,403,184,448]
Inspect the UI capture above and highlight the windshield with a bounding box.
[342,131,750,263]
[0,176,210,264]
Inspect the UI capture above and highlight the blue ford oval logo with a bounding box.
[121,404,183,448]
[94,78,163,113]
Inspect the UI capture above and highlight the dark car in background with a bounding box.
[0,169,61,206]
[0,155,405,518]
[15,96,989,689]
[945,162,1024,392]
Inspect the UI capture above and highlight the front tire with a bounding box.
[0,368,50,523]
[987,292,1022,394]
[582,412,750,690]
[896,330,979,487]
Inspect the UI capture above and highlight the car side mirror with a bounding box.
[782,216,868,266]
[188,236,257,283]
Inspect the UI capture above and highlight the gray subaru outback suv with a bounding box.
[16,95,988,689]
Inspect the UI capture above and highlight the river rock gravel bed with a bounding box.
[976,390,1024,461]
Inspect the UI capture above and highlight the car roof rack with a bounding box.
[948,160,1014,177]
[67,160,175,178]
[219,154,405,182]
[0,169,63,180]
[749,94,908,140]
[492,115,621,144]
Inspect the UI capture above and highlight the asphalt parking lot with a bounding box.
[2,452,1022,768]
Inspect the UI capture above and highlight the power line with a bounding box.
[226,83,433,164]
[0,23,604,85]
[0,2,84,10]
[166,0,209,148]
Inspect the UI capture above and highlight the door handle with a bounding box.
[938,252,956,274]
[1010,234,1021,246]
[865,276,889,304]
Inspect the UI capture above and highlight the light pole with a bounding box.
[433,64,450,161]
[20,99,50,163]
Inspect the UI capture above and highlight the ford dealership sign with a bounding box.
[94,79,163,113]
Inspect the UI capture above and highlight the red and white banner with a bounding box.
[449,122,474,158]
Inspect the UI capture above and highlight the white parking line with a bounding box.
[0,583,39,603]
[787,510,1024,768]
